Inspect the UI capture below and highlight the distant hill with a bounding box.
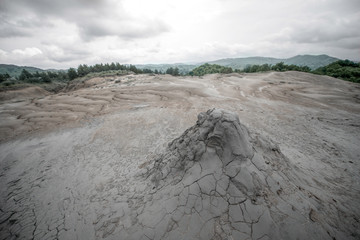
[135,63,197,75]
[1,54,341,77]
[136,54,340,73]
[208,54,340,70]
[207,57,281,69]
[284,55,340,70]
[0,64,47,77]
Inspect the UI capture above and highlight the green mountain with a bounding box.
[0,54,342,77]
[0,64,47,77]
[208,54,340,70]
[284,55,340,69]
[207,57,281,70]
[136,55,340,73]
[135,63,197,75]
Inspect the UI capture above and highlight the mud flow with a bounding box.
[1,72,359,239]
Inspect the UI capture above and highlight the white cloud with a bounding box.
[0,49,8,57]
[0,0,359,68]
[12,47,43,57]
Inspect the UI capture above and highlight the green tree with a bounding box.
[190,63,233,76]
[260,64,271,72]
[166,67,174,75]
[129,65,142,74]
[41,72,51,83]
[19,69,32,81]
[312,60,360,83]
[110,62,116,70]
[0,73,11,83]
[142,68,154,74]
[77,64,90,77]
[272,62,286,71]
[173,67,180,76]
[67,68,78,80]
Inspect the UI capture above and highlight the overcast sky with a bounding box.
[0,0,359,69]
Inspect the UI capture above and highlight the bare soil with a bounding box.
[0,72,359,239]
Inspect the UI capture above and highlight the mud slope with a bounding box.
[136,109,337,239]
[0,72,359,239]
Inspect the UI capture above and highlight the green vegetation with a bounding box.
[1,57,358,92]
[184,60,359,83]
[187,62,311,76]
[203,54,339,70]
[0,64,47,78]
[241,62,311,73]
[312,60,360,83]
[0,73,11,83]
[67,68,78,80]
[166,67,180,76]
[284,54,339,70]
[135,55,339,74]
[1,68,69,91]
[17,69,68,83]
[71,70,129,84]
[0,63,151,90]
[136,64,194,75]
[75,63,143,77]
[189,63,233,76]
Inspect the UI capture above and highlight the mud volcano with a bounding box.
[118,109,346,240]
[1,107,357,240]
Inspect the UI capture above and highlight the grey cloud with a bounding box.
[291,26,360,44]
[290,13,360,44]
[0,0,104,17]
[325,0,360,13]
[48,55,82,63]
[46,48,91,63]
[0,0,170,41]
[340,37,360,50]
[16,18,55,28]
[79,23,114,39]
[40,42,93,63]
[322,37,360,50]
[77,17,170,41]
[0,25,31,38]
[0,14,56,38]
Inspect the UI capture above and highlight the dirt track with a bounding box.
[0,72,359,239]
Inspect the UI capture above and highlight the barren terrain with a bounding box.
[0,72,359,239]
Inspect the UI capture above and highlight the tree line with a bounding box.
[69,63,143,80]
[1,60,359,86]
[187,61,359,82]
[0,69,69,85]
[189,62,311,76]
[18,69,69,83]
[312,60,360,83]
[189,63,232,76]
[0,73,11,83]
[68,63,184,79]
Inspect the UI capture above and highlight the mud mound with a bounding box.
[117,109,346,240]
[148,108,253,188]
[1,72,359,240]
[0,86,49,102]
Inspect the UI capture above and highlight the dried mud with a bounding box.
[0,72,359,239]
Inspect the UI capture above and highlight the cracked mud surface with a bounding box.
[1,72,360,239]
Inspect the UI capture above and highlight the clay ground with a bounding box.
[0,72,359,239]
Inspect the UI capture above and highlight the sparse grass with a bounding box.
[67,70,130,87]
[76,70,130,82]
[0,80,67,93]
[0,70,131,92]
